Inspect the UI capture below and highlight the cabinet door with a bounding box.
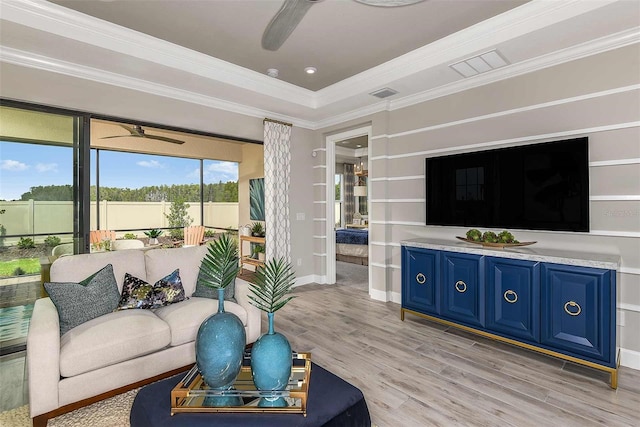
[486,258,540,342]
[441,252,484,327]
[402,247,439,315]
[541,264,613,364]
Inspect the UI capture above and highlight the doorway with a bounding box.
[325,126,372,294]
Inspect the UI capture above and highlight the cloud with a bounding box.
[137,160,163,168]
[0,159,29,171]
[204,161,238,182]
[36,163,58,173]
[188,161,239,182]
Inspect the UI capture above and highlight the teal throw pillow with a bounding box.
[192,268,236,303]
[44,264,120,336]
[117,269,186,310]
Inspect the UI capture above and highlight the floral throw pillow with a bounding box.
[117,269,186,310]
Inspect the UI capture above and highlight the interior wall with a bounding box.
[316,44,640,367]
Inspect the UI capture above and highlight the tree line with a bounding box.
[17,182,238,202]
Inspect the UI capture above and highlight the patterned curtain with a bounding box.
[263,120,292,262]
[344,163,355,225]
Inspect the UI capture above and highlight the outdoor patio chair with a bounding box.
[183,226,205,247]
[90,230,116,244]
[51,242,74,258]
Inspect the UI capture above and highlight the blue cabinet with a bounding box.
[486,257,540,342]
[401,243,618,387]
[402,247,439,315]
[541,264,614,365]
[441,252,484,328]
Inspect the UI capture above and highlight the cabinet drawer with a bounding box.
[402,247,439,314]
[486,258,540,342]
[541,264,613,364]
[441,252,484,327]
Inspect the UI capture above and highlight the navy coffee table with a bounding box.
[130,362,371,427]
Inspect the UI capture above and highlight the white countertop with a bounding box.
[401,238,620,270]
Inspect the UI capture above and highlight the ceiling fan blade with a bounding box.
[99,135,142,140]
[262,0,315,51]
[144,135,185,145]
[118,124,140,136]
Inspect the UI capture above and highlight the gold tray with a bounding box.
[456,236,536,248]
[171,352,311,415]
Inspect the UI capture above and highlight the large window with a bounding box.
[90,149,239,240]
[0,105,82,282]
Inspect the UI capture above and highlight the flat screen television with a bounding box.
[425,137,589,232]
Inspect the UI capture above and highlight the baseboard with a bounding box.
[620,348,640,370]
[369,289,401,304]
[293,274,323,287]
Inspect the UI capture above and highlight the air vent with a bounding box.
[450,50,509,78]
[370,87,398,99]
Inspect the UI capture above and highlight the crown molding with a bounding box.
[0,0,315,108]
[314,0,620,108]
[389,27,640,111]
[0,46,317,129]
[0,0,635,131]
[311,28,640,130]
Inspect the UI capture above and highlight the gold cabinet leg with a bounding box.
[610,368,618,389]
[400,309,405,321]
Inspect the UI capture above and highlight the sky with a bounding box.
[0,141,238,200]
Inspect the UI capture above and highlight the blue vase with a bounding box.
[251,312,292,391]
[196,288,246,389]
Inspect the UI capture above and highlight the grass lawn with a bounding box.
[0,258,40,277]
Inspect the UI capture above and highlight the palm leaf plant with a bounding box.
[198,233,240,291]
[248,257,296,313]
[248,257,297,392]
[195,233,245,390]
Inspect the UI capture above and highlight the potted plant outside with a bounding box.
[250,222,265,237]
[253,244,266,262]
[144,229,163,245]
[195,233,245,393]
[247,258,296,401]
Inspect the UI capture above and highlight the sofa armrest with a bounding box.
[27,297,61,418]
[234,278,262,344]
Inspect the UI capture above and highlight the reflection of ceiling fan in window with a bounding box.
[100,125,185,145]
[262,0,426,51]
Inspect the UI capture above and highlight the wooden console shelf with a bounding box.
[240,235,265,269]
[400,238,620,388]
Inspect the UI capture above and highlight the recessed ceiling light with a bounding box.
[304,67,317,74]
[267,68,279,78]
[356,145,362,148]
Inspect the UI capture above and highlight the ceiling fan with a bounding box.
[100,124,185,145]
[262,0,426,51]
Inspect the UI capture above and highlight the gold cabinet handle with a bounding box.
[564,301,582,316]
[503,290,518,303]
[455,280,467,293]
[416,273,426,284]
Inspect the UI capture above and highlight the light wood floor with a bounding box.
[2,264,639,425]
[276,275,640,427]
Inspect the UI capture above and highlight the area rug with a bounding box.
[0,388,138,427]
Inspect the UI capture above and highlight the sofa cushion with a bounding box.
[59,309,171,377]
[145,245,208,296]
[50,250,147,293]
[153,297,248,347]
[117,269,186,310]
[44,264,120,336]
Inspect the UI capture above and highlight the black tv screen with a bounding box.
[425,137,589,232]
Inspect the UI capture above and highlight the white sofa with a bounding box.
[27,245,261,427]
